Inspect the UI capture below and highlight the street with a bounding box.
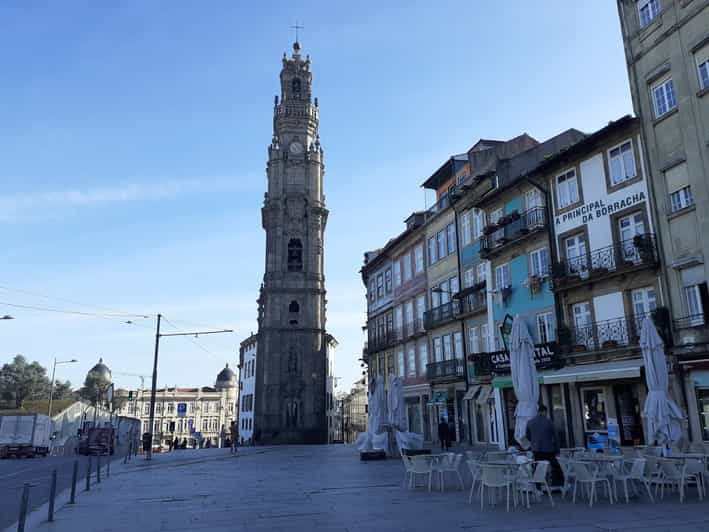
[12,444,708,532]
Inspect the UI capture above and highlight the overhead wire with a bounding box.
[160,315,231,364]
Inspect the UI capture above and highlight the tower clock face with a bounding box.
[289,141,303,155]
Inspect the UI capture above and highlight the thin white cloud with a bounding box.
[0,177,260,221]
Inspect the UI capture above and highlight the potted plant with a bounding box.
[602,339,619,349]
[509,210,521,222]
[483,224,498,236]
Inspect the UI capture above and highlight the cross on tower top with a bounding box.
[291,21,304,45]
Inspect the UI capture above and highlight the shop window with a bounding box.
[581,387,608,433]
[697,388,709,441]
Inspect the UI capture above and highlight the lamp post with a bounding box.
[48,358,78,418]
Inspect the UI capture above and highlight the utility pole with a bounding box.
[146,314,162,461]
[145,314,233,461]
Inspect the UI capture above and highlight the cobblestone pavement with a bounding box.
[24,445,709,532]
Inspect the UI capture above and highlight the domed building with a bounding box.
[116,364,239,449]
[88,358,112,384]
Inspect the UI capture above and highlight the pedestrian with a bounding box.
[525,405,564,488]
[437,418,449,452]
[230,421,238,454]
[173,437,179,451]
[168,439,173,452]
[181,438,187,449]
[447,418,456,449]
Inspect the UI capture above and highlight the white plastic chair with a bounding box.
[467,459,482,503]
[479,465,513,512]
[613,458,654,503]
[516,461,555,508]
[431,453,464,492]
[683,458,705,501]
[571,461,613,507]
[557,456,575,498]
[656,458,686,502]
[401,453,415,488]
[407,455,433,491]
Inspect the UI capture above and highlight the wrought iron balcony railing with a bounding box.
[424,300,461,330]
[674,313,707,330]
[480,207,547,256]
[552,234,658,288]
[459,290,487,315]
[558,308,670,353]
[426,359,465,381]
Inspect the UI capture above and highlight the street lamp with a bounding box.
[48,358,78,418]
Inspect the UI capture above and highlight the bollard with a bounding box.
[96,454,101,483]
[48,469,57,522]
[85,456,92,491]
[70,460,78,504]
[17,483,31,532]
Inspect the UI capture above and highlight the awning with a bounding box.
[476,385,493,404]
[463,385,480,401]
[542,359,643,385]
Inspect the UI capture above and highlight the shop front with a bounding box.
[427,383,467,444]
[463,383,499,447]
[679,362,709,443]
[403,383,432,441]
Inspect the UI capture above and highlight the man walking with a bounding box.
[230,421,238,454]
[525,405,564,487]
[437,418,449,452]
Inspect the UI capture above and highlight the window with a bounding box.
[565,234,588,275]
[572,302,593,348]
[536,312,554,344]
[698,50,709,90]
[385,268,392,293]
[387,352,394,375]
[447,224,456,254]
[289,300,299,313]
[608,140,636,185]
[394,305,403,332]
[481,324,489,352]
[461,211,471,246]
[385,312,394,334]
[490,208,503,224]
[619,212,645,262]
[369,280,375,303]
[167,403,174,414]
[473,210,485,240]
[433,337,443,362]
[407,345,416,378]
[442,334,453,360]
[437,230,446,260]
[495,262,511,289]
[402,253,412,282]
[476,262,487,285]
[144,404,150,415]
[453,332,463,359]
[287,239,303,272]
[430,287,440,308]
[393,260,401,287]
[438,280,450,305]
[556,169,579,208]
[638,0,660,28]
[405,300,414,329]
[416,294,425,327]
[412,246,423,275]
[468,326,480,353]
[632,287,657,320]
[397,349,405,378]
[449,276,459,295]
[464,268,474,288]
[529,247,549,278]
[376,274,384,298]
[525,188,543,210]
[685,285,705,324]
[670,186,694,213]
[652,77,677,118]
[582,387,607,432]
[418,342,428,376]
[428,237,437,265]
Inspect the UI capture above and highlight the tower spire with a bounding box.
[290,21,304,52]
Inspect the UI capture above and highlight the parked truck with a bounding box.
[0,414,52,458]
[78,426,115,456]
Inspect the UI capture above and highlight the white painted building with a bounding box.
[238,333,258,444]
[325,334,338,443]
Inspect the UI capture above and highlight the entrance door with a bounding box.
[572,301,594,349]
[618,212,645,263]
[613,385,644,446]
[549,384,569,449]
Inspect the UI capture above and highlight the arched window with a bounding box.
[289,300,299,313]
[292,78,301,97]
[288,239,303,272]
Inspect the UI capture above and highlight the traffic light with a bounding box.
[128,391,134,402]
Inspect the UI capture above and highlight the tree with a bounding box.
[52,380,74,401]
[0,355,51,408]
[79,372,111,408]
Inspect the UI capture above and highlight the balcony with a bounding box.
[558,308,671,355]
[458,289,487,315]
[551,234,659,290]
[673,313,709,345]
[426,359,465,381]
[480,207,547,257]
[424,300,461,330]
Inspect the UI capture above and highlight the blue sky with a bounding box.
[0,1,632,393]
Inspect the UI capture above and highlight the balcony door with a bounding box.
[572,301,594,349]
[565,234,588,278]
[618,212,645,263]
[631,287,657,339]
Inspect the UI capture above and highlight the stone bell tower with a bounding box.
[253,39,328,444]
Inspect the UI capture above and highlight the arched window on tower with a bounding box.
[292,78,301,98]
[288,300,299,325]
[287,239,303,272]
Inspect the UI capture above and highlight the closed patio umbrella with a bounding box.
[640,318,683,445]
[509,316,539,449]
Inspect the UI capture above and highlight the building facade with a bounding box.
[255,40,329,444]
[238,333,258,444]
[617,0,709,444]
[341,381,368,443]
[118,365,237,448]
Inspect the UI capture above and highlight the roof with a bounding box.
[216,364,235,382]
[421,153,468,190]
[531,115,637,177]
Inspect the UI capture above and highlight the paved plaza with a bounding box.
[12,445,709,532]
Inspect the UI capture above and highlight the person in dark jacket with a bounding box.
[437,418,449,452]
[525,405,564,487]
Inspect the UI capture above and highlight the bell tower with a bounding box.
[254,40,328,444]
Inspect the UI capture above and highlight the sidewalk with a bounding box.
[30,444,709,532]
